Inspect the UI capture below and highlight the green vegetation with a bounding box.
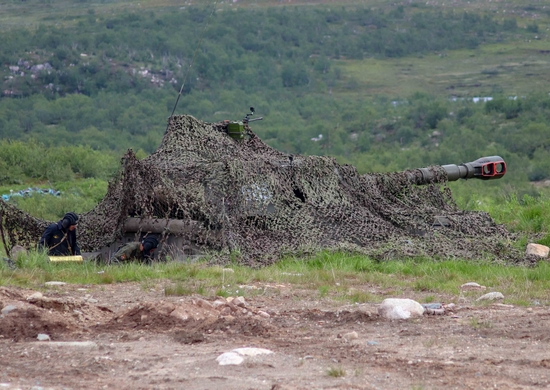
[3,250,550,306]
[327,367,346,377]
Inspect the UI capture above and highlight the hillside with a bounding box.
[0,0,549,199]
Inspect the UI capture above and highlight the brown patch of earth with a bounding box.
[1,283,550,389]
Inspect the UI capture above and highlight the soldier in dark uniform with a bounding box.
[110,236,159,264]
[38,212,81,256]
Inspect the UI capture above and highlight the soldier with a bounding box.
[110,236,159,264]
[38,212,81,256]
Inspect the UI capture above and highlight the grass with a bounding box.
[3,249,550,306]
[340,41,550,99]
[327,367,346,378]
[469,317,493,329]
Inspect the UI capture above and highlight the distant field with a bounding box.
[339,41,550,98]
[3,0,547,100]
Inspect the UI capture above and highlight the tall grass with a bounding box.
[3,249,550,306]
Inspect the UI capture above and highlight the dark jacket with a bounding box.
[38,221,81,256]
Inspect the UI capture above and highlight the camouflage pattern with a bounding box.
[0,115,530,265]
[111,242,142,263]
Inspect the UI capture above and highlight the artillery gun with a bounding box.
[405,156,506,185]
[99,150,507,262]
[0,112,512,265]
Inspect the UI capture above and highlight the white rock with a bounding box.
[257,310,270,318]
[232,296,246,307]
[37,334,51,341]
[231,347,273,357]
[45,281,66,286]
[460,282,486,290]
[26,292,43,300]
[526,243,550,258]
[343,331,358,340]
[378,298,425,320]
[216,352,244,365]
[215,347,274,365]
[476,292,504,301]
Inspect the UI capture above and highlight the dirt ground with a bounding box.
[1,281,549,390]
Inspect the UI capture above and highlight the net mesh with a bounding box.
[0,115,528,265]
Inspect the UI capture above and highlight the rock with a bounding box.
[422,303,445,315]
[231,347,273,357]
[45,281,66,286]
[216,347,273,365]
[1,305,17,315]
[232,296,246,307]
[10,245,27,260]
[378,298,424,320]
[212,299,227,308]
[37,334,51,341]
[194,298,213,309]
[422,303,442,310]
[170,307,190,321]
[26,292,43,301]
[476,292,504,301]
[460,282,486,290]
[445,303,456,311]
[216,352,244,366]
[367,341,378,346]
[342,331,358,340]
[257,310,270,318]
[526,243,550,258]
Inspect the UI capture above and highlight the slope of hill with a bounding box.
[0,0,549,196]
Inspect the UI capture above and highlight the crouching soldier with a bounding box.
[110,236,159,265]
[38,212,81,256]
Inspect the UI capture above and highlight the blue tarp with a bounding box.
[1,188,61,201]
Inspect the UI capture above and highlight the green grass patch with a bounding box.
[327,367,346,378]
[3,250,550,306]
[340,41,550,98]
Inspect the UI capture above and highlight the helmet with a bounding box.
[61,212,79,229]
[141,236,159,253]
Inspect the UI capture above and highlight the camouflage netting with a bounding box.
[0,115,528,266]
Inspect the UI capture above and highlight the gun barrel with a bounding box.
[410,156,506,185]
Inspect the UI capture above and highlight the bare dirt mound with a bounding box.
[0,286,112,341]
[1,286,273,343]
[99,299,273,338]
